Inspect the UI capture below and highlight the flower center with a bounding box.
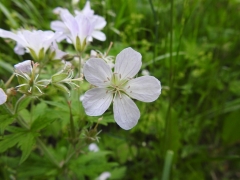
[105,73,129,99]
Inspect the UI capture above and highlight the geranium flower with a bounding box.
[51,1,106,46]
[74,1,106,41]
[82,47,161,130]
[0,88,7,105]
[0,29,60,60]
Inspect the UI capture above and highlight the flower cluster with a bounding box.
[0,1,161,130]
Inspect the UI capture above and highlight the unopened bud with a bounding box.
[14,60,32,74]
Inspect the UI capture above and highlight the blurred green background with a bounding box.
[0,0,240,179]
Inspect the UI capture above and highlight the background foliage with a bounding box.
[0,0,240,179]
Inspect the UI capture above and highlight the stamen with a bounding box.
[118,90,122,99]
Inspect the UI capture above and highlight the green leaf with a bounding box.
[222,111,240,145]
[43,100,68,111]
[18,132,36,164]
[0,2,18,28]
[0,115,15,133]
[0,132,25,153]
[31,115,56,131]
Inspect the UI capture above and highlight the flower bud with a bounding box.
[14,60,32,75]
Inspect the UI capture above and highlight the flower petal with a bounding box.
[83,58,113,87]
[0,29,28,47]
[0,88,7,105]
[92,30,106,41]
[114,47,142,80]
[113,93,140,130]
[82,88,113,116]
[125,76,161,102]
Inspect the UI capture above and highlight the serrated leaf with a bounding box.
[32,102,47,121]
[18,132,36,164]
[0,132,25,153]
[31,115,56,131]
[0,115,15,133]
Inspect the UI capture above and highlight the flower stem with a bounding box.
[67,101,76,142]
[78,54,82,122]
[37,138,61,168]
[5,74,15,88]
[14,94,27,115]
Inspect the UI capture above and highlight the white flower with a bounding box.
[0,88,7,105]
[75,1,106,41]
[96,172,111,180]
[14,60,32,74]
[88,143,99,152]
[0,29,60,60]
[82,47,161,130]
[51,1,106,46]
[57,11,93,52]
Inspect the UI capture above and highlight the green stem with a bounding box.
[165,0,174,151]
[37,138,61,168]
[78,54,82,121]
[68,101,76,142]
[5,74,15,88]
[14,94,27,115]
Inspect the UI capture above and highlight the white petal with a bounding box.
[51,21,69,34]
[82,1,94,17]
[97,172,111,180]
[93,16,107,29]
[92,31,106,41]
[14,43,25,55]
[114,47,142,80]
[0,88,7,105]
[82,88,113,116]
[125,76,161,102]
[88,143,99,152]
[14,60,32,74]
[113,93,140,130]
[0,29,28,47]
[83,58,113,87]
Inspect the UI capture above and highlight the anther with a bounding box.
[107,77,110,81]
[127,86,130,89]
